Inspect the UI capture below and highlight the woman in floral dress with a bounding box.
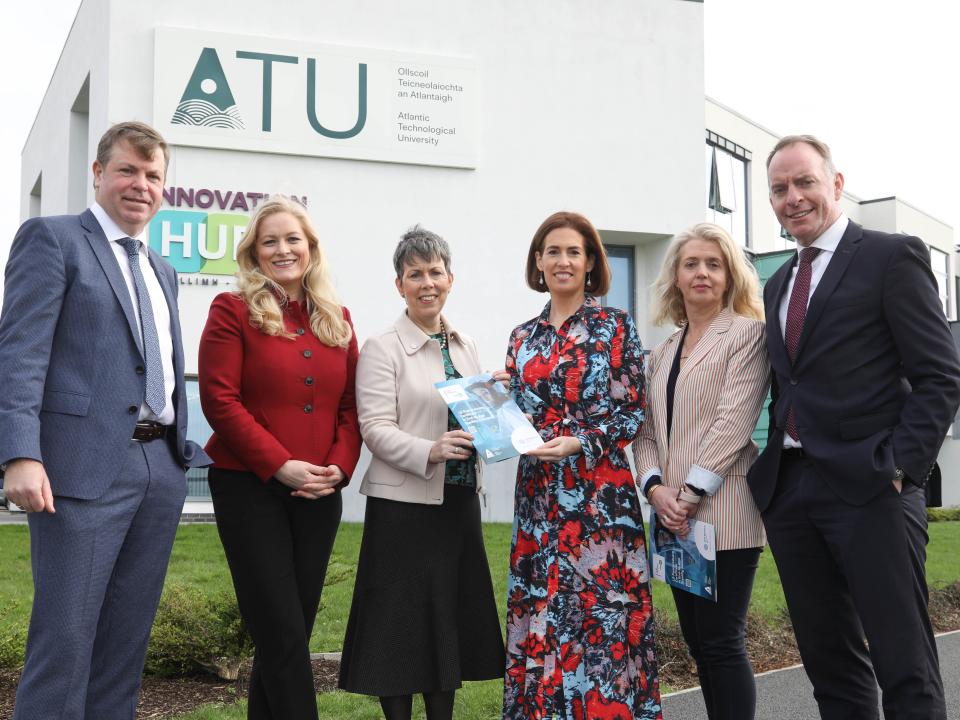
[503,211,661,720]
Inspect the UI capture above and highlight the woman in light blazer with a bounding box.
[634,223,769,720]
[338,226,504,720]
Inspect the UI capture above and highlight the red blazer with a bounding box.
[198,292,361,482]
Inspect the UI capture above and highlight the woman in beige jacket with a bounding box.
[338,226,504,720]
[634,223,769,720]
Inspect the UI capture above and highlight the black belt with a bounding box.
[132,421,170,442]
[781,446,807,459]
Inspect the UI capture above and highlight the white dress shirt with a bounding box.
[778,213,848,448]
[90,203,176,426]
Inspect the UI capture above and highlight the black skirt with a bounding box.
[338,484,505,696]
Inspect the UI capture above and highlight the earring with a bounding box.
[538,271,545,286]
[586,271,592,288]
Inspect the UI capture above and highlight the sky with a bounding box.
[0,1,957,268]
[704,0,958,235]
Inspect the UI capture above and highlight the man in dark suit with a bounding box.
[0,121,209,719]
[747,134,959,720]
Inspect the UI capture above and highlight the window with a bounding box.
[929,246,950,319]
[184,377,213,498]
[705,131,751,247]
[601,245,636,320]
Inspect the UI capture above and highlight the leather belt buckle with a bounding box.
[132,421,169,442]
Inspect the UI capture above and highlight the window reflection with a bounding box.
[601,245,636,320]
[705,132,750,248]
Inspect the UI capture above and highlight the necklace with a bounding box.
[681,311,719,359]
[436,320,449,350]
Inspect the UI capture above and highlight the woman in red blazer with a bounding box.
[199,197,361,720]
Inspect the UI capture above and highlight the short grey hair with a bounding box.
[392,225,452,278]
[767,134,838,178]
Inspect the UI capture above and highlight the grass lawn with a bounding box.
[926,522,960,589]
[173,686,507,720]
[0,521,786,654]
[0,519,957,719]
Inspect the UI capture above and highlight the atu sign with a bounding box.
[153,27,478,168]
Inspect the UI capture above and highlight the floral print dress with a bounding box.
[503,297,661,720]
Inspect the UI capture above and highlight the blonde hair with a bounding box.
[234,197,352,347]
[652,223,764,326]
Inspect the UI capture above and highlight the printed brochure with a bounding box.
[649,509,718,601]
[434,373,542,463]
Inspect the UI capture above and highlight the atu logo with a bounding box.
[171,47,368,139]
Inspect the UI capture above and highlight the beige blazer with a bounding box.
[357,311,483,504]
[633,308,769,550]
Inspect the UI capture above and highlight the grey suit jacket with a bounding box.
[0,209,209,499]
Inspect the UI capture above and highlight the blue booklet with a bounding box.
[434,373,543,464]
[648,509,718,602]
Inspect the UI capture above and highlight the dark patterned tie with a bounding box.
[784,247,821,440]
[118,238,167,417]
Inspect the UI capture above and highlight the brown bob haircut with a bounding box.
[525,211,611,296]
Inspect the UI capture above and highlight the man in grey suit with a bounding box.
[0,121,209,719]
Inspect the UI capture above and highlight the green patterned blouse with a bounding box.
[431,331,477,488]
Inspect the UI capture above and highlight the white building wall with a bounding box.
[16,6,960,514]
[856,197,898,231]
[19,1,109,221]
[705,98,783,251]
[17,0,706,521]
[705,97,956,264]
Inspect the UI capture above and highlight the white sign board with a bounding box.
[153,27,478,168]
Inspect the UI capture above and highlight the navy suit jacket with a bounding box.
[747,221,960,512]
[0,209,209,499]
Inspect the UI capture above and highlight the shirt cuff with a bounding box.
[684,464,723,496]
[638,467,663,496]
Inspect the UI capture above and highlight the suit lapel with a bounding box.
[676,308,732,383]
[82,210,144,357]
[765,256,794,369]
[654,310,731,462]
[793,223,862,360]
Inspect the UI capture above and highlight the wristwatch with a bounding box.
[894,467,905,483]
[677,487,702,505]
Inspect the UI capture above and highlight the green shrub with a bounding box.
[0,601,27,669]
[928,507,960,522]
[145,584,252,679]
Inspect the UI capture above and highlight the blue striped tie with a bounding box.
[118,238,167,416]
